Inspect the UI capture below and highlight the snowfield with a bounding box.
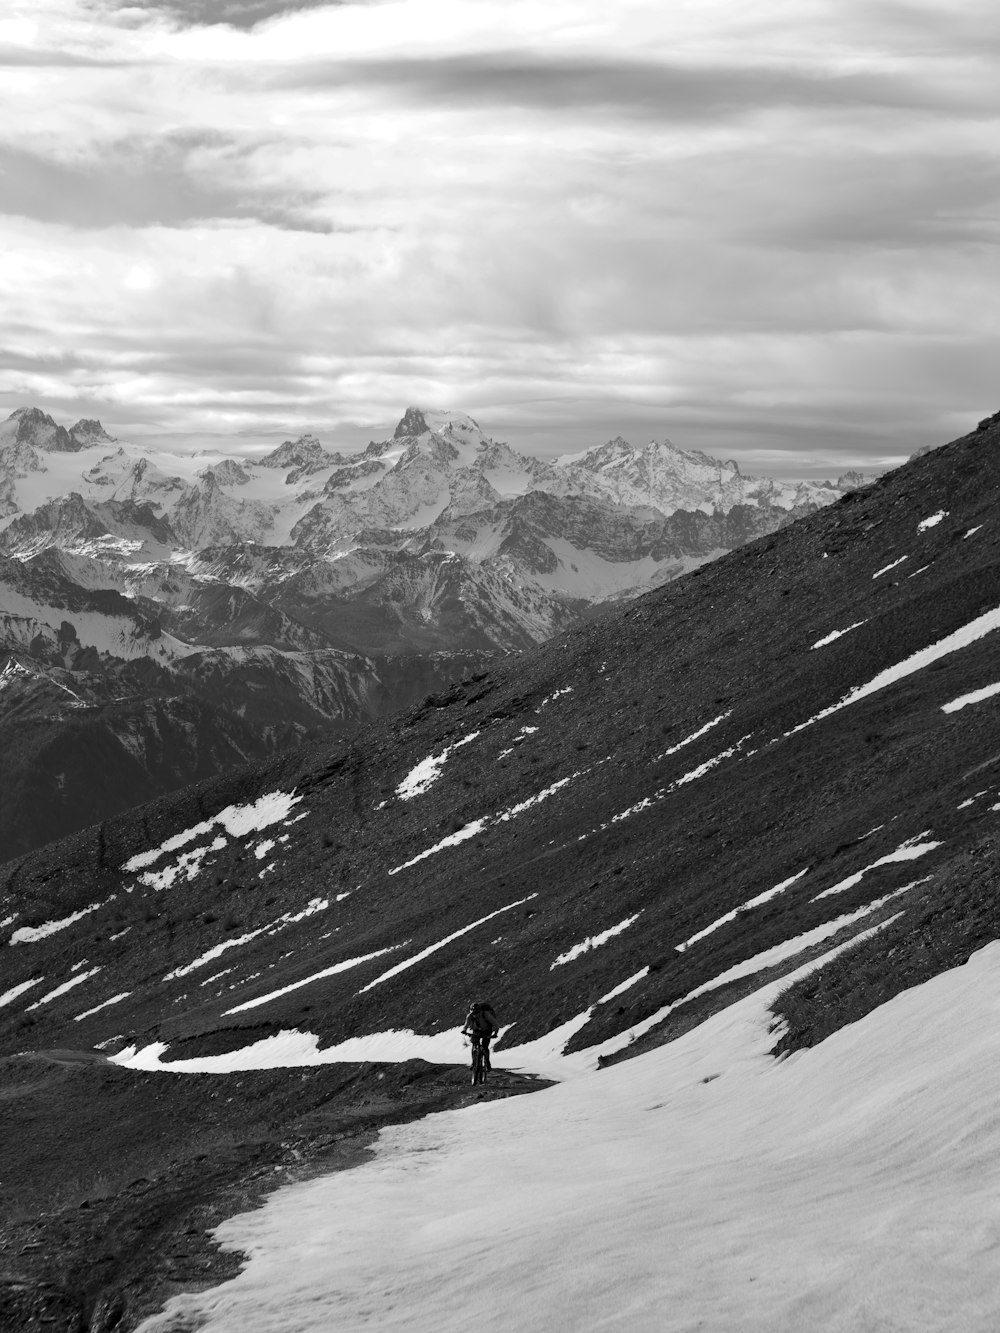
[136,941,1000,1332]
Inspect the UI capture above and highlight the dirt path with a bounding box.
[0,1050,549,1332]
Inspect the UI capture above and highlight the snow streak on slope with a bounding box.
[387,819,488,875]
[551,914,641,968]
[811,622,865,650]
[357,895,536,994]
[135,931,1000,1333]
[0,977,41,1007]
[675,869,810,952]
[812,834,940,899]
[388,775,581,875]
[873,555,908,578]
[786,604,1000,739]
[396,732,480,799]
[9,901,107,944]
[163,928,276,982]
[942,683,1000,713]
[74,992,131,1021]
[604,733,753,830]
[653,710,729,761]
[225,946,403,1014]
[26,967,101,1009]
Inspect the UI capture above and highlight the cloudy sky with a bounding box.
[1,0,998,475]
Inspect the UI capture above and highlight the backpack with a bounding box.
[468,1003,497,1035]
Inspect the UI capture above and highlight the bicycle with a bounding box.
[469,1034,490,1086]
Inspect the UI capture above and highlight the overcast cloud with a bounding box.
[0,0,998,473]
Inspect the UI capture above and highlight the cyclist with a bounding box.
[462,1000,499,1072]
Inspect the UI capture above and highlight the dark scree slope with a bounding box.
[3,414,1000,1068]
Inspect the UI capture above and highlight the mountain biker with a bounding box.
[462,1000,498,1072]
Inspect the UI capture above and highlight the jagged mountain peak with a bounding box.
[199,458,251,487]
[551,432,868,517]
[0,405,79,453]
[68,418,116,447]
[259,433,335,472]
[82,448,186,503]
[393,406,485,442]
[393,406,432,439]
[837,468,879,490]
[7,402,55,423]
[6,405,56,428]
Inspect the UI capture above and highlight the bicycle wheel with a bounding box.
[471,1043,485,1086]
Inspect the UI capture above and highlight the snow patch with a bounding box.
[654,711,730,761]
[26,966,101,1009]
[498,724,539,758]
[164,928,272,982]
[536,687,573,711]
[676,869,810,953]
[358,895,537,994]
[225,945,404,1014]
[917,510,947,532]
[811,622,866,650]
[273,897,328,927]
[388,818,488,875]
[0,977,42,1007]
[9,901,106,944]
[136,837,227,891]
[942,683,1000,713]
[123,791,303,872]
[785,602,1000,739]
[813,833,940,900]
[872,556,908,578]
[551,914,641,968]
[389,772,583,875]
[74,991,131,1021]
[396,732,480,800]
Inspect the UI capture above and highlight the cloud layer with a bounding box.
[1,0,998,470]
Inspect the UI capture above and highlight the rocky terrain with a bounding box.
[0,404,875,861]
[1,410,998,1329]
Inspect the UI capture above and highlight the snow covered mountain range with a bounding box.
[2,410,1000,1330]
[0,404,875,860]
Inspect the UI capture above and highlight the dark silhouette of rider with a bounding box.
[462,1000,499,1071]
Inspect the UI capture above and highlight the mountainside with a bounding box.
[0,405,875,860]
[0,413,998,1329]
